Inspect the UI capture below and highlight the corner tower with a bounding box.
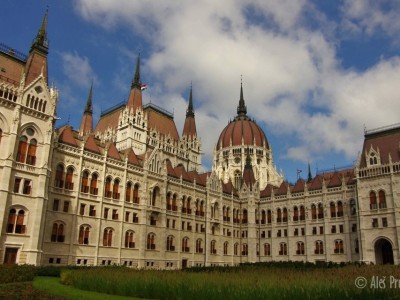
[180,85,202,171]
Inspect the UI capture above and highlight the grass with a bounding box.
[60,264,400,300]
[33,277,143,300]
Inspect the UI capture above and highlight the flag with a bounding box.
[141,84,147,91]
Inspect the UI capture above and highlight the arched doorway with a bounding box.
[374,238,394,265]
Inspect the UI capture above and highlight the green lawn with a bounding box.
[33,277,145,300]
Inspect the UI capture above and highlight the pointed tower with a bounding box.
[182,85,197,139]
[79,82,94,136]
[236,80,247,118]
[126,53,143,112]
[25,9,49,86]
[307,162,313,182]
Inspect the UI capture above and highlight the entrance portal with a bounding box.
[374,238,394,265]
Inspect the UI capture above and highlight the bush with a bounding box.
[0,264,36,284]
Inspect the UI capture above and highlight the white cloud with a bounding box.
[73,0,400,175]
[341,0,400,39]
[60,51,96,88]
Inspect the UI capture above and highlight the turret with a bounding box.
[25,9,49,86]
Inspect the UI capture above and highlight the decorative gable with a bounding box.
[366,145,381,167]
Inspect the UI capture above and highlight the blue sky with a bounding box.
[2,0,400,183]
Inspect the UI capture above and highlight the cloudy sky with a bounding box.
[2,0,400,183]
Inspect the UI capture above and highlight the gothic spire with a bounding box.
[237,78,247,117]
[307,162,313,182]
[127,53,143,111]
[84,81,93,114]
[31,8,49,54]
[186,84,194,118]
[79,83,94,136]
[182,84,197,138]
[25,9,49,86]
[131,53,141,90]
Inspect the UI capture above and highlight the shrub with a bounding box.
[0,264,36,284]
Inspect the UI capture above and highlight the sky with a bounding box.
[1,0,400,183]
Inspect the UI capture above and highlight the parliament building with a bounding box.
[1,12,399,268]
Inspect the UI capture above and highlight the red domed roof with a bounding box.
[217,116,269,150]
[216,84,269,150]
[216,82,269,150]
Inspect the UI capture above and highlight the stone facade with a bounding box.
[0,13,399,268]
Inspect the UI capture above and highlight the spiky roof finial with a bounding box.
[186,83,194,117]
[131,52,141,89]
[31,8,49,54]
[237,75,247,117]
[84,81,93,114]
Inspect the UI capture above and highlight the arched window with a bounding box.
[124,231,135,248]
[51,222,65,242]
[330,202,336,218]
[65,167,74,190]
[293,206,299,222]
[196,239,203,253]
[337,201,343,217]
[242,209,248,224]
[81,171,89,193]
[181,196,187,212]
[126,182,132,202]
[147,233,156,250]
[349,199,356,215]
[234,243,239,256]
[299,205,305,221]
[334,240,344,254]
[315,240,324,254]
[103,228,113,247]
[133,184,140,204]
[277,208,282,223]
[317,203,324,219]
[112,179,120,199]
[104,177,112,198]
[296,241,305,255]
[26,139,37,165]
[151,186,160,206]
[166,192,172,210]
[54,164,64,188]
[370,191,377,210]
[16,136,28,163]
[187,197,192,214]
[0,128,2,145]
[78,225,90,245]
[200,200,205,217]
[223,241,228,255]
[90,173,98,195]
[182,237,189,252]
[279,243,287,255]
[210,240,216,254]
[167,235,175,251]
[311,204,317,220]
[264,243,271,256]
[267,209,272,224]
[9,209,25,234]
[282,207,288,222]
[172,193,178,211]
[6,208,26,234]
[242,243,248,256]
[379,190,387,209]
[261,210,266,224]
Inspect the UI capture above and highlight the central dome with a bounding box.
[216,116,269,150]
[216,83,269,150]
